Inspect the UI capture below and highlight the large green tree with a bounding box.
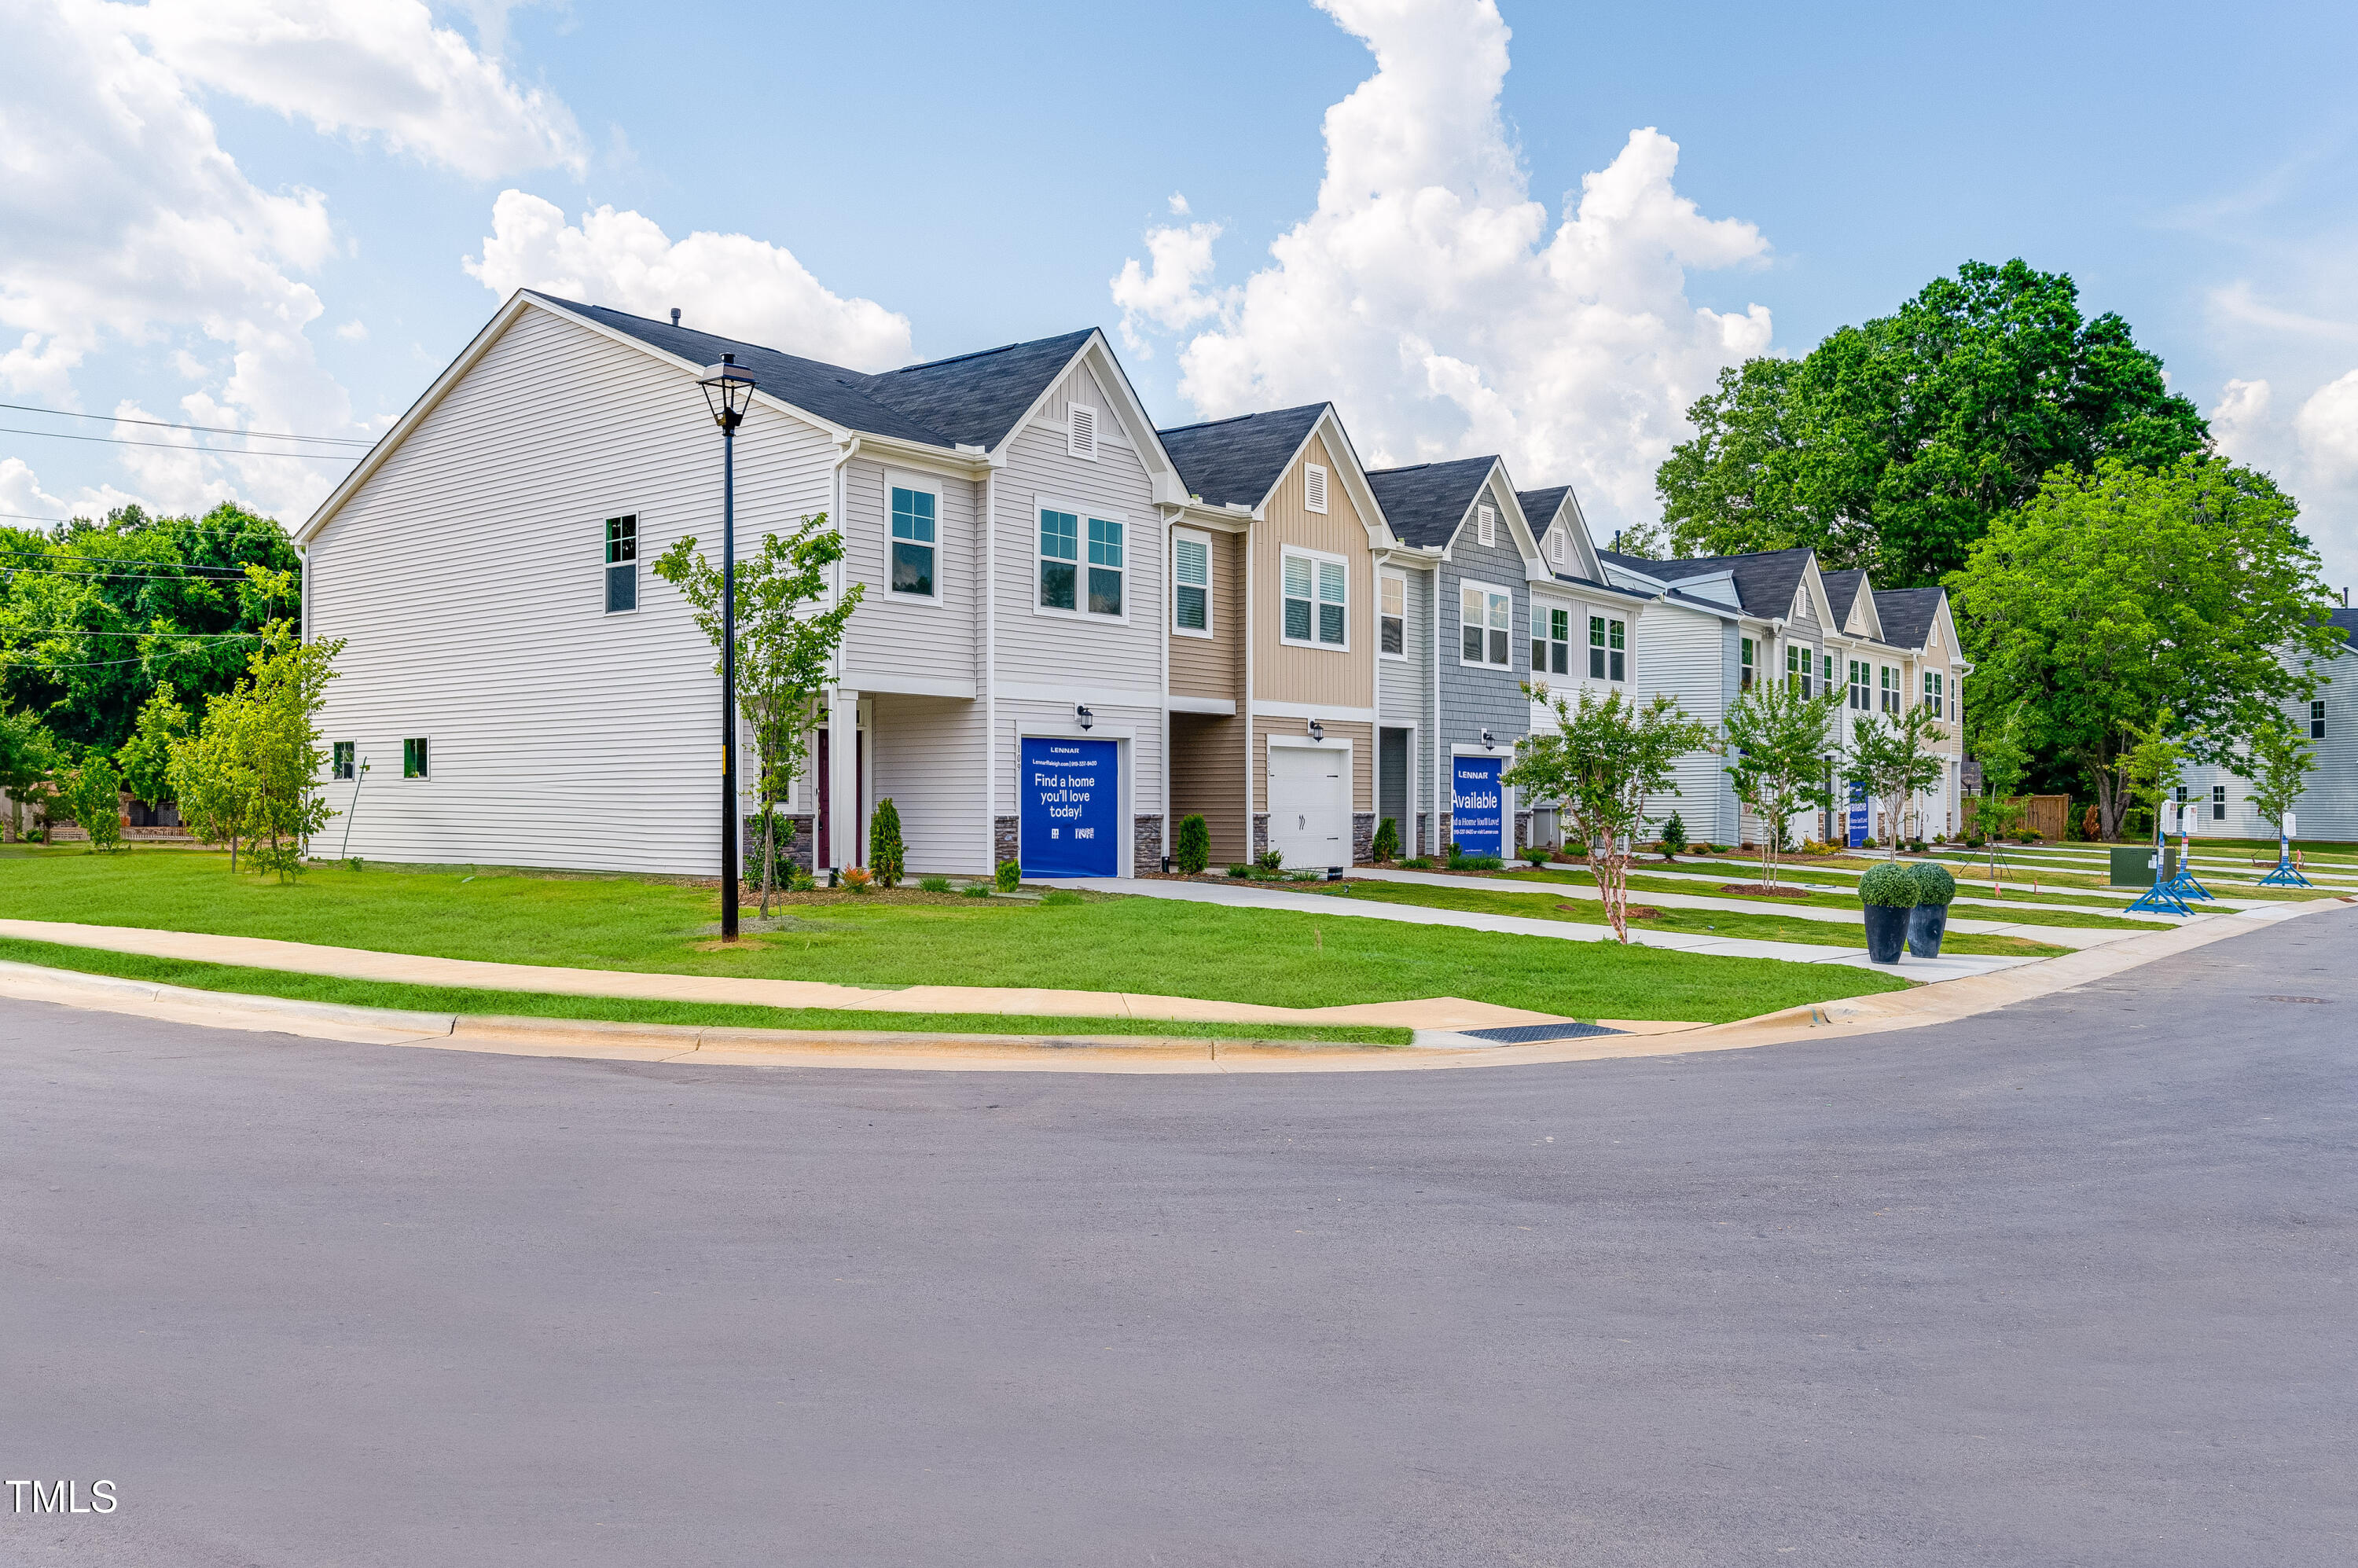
[1650,259,2210,586]
[0,502,299,754]
[1947,456,2338,840]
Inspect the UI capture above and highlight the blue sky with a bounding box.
[6,0,2356,583]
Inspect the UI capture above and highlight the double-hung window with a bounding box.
[1879,665,1898,714]
[1923,670,1945,718]
[1460,582,1511,666]
[1822,653,1834,689]
[2312,699,2328,740]
[1379,572,1405,656]
[1740,637,1755,691]
[604,513,637,613]
[1532,604,1570,676]
[2213,784,2228,821]
[332,742,355,780]
[890,483,936,597]
[402,738,430,779]
[1787,645,1812,696]
[1849,659,1871,710]
[1038,507,1125,619]
[1589,615,1625,681]
[1284,551,1347,648]
[1172,530,1210,634]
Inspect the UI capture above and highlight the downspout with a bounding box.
[1241,513,1255,858]
[1428,553,1441,857]
[982,461,997,876]
[828,436,860,867]
[1159,508,1171,870]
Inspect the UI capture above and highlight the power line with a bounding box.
[0,401,373,447]
[2,627,263,638]
[1,564,260,586]
[0,652,226,671]
[0,546,261,577]
[0,425,356,461]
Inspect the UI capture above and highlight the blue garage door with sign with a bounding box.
[1846,779,1869,848]
[1021,736,1121,878]
[1451,755,1505,857]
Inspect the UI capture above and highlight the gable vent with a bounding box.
[1476,504,1496,547]
[1067,404,1098,460]
[1548,527,1567,563]
[1304,463,1328,514]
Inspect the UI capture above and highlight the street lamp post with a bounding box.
[699,352,758,941]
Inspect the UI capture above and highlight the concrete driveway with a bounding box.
[5,909,2353,1566]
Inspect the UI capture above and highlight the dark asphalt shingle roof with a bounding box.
[527,292,1094,452]
[1365,457,1504,548]
[1820,569,1869,630]
[1873,586,1947,650]
[1157,404,1328,509]
[1600,546,1816,620]
[1517,487,1573,528]
[2330,606,2358,647]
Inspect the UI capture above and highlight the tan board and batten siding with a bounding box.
[1253,433,1374,713]
[309,307,838,874]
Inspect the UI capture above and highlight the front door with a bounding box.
[1021,736,1120,877]
[1450,755,1504,857]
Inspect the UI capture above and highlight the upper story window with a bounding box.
[1787,644,1813,698]
[1822,652,1834,688]
[1303,463,1328,514]
[2312,699,2328,740]
[1379,571,1405,656]
[1067,404,1098,460]
[1475,505,1497,548]
[1038,507,1124,619]
[1172,529,1210,635]
[1589,615,1625,681]
[1460,582,1511,666]
[402,737,430,779]
[1923,670,1945,718]
[604,512,637,613]
[1849,659,1871,710]
[1086,516,1124,615]
[1741,637,1755,691]
[890,483,937,597]
[1879,664,1898,714]
[1284,549,1348,648]
[1532,604,1570,675]
[332,741,355,781]
[2213,784,2228,820]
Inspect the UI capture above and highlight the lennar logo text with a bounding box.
[9,1480,117,1515]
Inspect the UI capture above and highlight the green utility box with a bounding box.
[2109,845,2176,887]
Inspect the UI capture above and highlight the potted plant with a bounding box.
[1906,861,1956,957]
[1857,862,1919,964]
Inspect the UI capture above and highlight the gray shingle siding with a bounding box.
[1434,474,1533,775]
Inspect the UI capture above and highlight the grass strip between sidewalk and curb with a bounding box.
[0,938,1415,1047]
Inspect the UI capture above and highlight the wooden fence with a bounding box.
[1963,793,2070,841]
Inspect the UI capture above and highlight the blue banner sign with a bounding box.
[1021,736,1120,877]
[1847,779,1868,847]
[1451,755,1505,857]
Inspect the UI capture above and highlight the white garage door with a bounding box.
[1268,744,1350,869]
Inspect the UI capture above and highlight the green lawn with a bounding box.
[0,936,1410,1045]
[1316,879,2071,957]
[1481,865,2158,931]
[0,846,1910,1023]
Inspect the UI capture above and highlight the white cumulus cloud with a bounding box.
[465,190,915,372]
[1112,0,1772,536]
[2294,369,2358,484]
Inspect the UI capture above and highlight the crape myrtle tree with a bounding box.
[1848,702,1948,857]
[1503,684,1710,942]
[1646,259,2210,586]
[1969,702,2033,889]
[1948,455,2338,840]
[2232,711,2316,846]
[656,512,861,917]
[1719,677,1843,887]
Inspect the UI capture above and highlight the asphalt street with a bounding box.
[5,910,2354,1566]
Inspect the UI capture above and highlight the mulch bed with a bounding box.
[1718,883,1817,899]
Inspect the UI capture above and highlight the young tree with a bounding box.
[0,706,58,842]
[1949,456,2339,839]
[116,681,189,810]
[2234,711,2315,845]
[1504,684,1710,942]
[655,512,862,917]
[1847,703,1948,858]
[1970,703,2032,890]
[169,691,258,869]
[239,615,343,882]
[57,751,125,853]
[1649,259,2209,584]
[1719,678,1843,887]
[2120,713,2188,844]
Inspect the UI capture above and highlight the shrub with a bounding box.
[841,865,873,893]
[1520,846,1551,865]
[1857,862,1921,907]
[1398,857,1431,869]
[58,754,125,854]
[1256,846,1284,872]
[1285,868,1323,883]
[1174,813,1210,875]
[1908,861,1956,906]
[788,863,817,893]
[961,883,993,898]
[1659,810,1688,858]
[1040,889,1082,906]
[1225,863,1252,878]
[917,874,952,894]
[1371,817,1400,862]
[1964,835,1984,848]
[995,858,1022,893]
[868,798,905,887]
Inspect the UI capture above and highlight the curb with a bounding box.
[0,896,2344,1074]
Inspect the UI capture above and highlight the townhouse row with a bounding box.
[296,292,1971,877]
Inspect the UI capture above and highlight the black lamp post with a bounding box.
[699,352,758,940]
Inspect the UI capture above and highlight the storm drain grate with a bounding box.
[1460,1020,1629,1043]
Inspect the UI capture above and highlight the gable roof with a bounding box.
[1365,457,1508,548]
[1873,586,1947,651]
[1157,404,1329,509]
[1600,546,1817,621]
[528,292,1096,452]
[1517,486,1573,529]
[2330,606,2358,648]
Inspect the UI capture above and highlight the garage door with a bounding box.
[1021,736,1121,878]
[1268,744,1350,869]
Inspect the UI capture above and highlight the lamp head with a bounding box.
[699,352,758,431]
[1075,704,1094,732]
[1481,727,1495,751]
[1308,719,1324,743]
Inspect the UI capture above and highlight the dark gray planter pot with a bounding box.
[1861,903,1910,964]
[1907,903,1950,958]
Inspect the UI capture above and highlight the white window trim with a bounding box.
[602,510,640,616]
[1067,403,1100,461]
[402,736,431,780]
[1585,608,1629,685]
[1170,525,1214,641]
[1456,575,1516,670]
[1530,594,1574,683]
[884,470,945,607]
[1303,462,1328,514]
[1031,495,1130,625]
[330,740,357,782]
[1280,544,1352,652]
[1378,568,1409,662]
